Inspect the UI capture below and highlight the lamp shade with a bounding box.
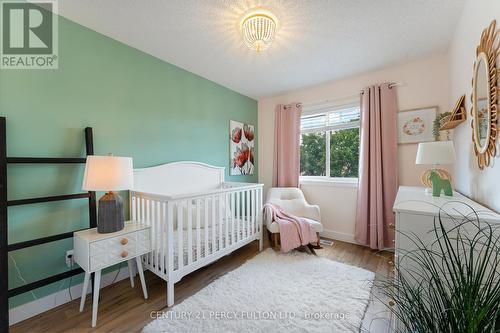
[416,141,456,165]
[82,155,133,191]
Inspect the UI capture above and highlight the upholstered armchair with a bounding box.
[264,187,323,249]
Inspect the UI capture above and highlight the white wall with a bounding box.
[258,54,451,242]
[450,0,500,212]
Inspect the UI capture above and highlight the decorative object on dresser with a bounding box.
[263,187,323,250]
[470,20,499,170]
[0,117,97,333]
[74,221,151,327]
[439,94,466,131]
[391,186,500,332]
[428,171,453,197]
[229,120,255,175]
[397,106,437,144]
[416,140,455,195]
[130,161,263,307]
[82,155,134,233]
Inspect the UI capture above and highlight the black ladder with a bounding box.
[0,117,97,332]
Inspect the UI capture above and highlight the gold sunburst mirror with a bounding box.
[471,20,499,169]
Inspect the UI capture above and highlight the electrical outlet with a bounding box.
[65,250,74,268]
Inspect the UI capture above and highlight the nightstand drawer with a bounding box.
[88,231,151,271]
[90,245,137,271]
[90,233,137,257]
[74,222,151,272]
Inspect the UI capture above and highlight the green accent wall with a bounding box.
[0,15,257,308]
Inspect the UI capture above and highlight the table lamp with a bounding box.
[82,155,133,233]
[416,141,455,194]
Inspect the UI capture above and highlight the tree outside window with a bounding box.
[330,128,359,178]
[299,104,360,179]
[300,132,326,176]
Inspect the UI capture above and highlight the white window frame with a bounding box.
[300,99,360,185]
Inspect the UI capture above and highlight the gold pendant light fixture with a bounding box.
[241,9,278,52]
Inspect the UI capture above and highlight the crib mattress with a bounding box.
[148,218,258,271]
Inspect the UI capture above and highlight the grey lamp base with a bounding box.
[97,192,124,233]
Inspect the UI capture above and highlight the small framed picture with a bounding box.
[397,106,437,144]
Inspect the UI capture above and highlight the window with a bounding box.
[300,101,360,180]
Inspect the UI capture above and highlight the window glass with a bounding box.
[330,128,359,178]
[300,102,360,179]
[300,132,326,176]
[300,114,326,131]
[328,106,360,126]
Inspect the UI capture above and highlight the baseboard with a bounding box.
[9,265,134,326]
[320,229,358,245]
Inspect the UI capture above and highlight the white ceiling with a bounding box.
[58,0,465,99]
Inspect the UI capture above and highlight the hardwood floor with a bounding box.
[11,237,393,333]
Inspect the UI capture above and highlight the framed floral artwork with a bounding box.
[230,120,255,175]
[397,107,437,144]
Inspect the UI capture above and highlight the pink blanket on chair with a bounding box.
[264,203,318,253]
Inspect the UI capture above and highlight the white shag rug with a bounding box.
[143,249,375,333]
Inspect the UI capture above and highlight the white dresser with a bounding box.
[393,186,500,256]
[392,186,500,330]
[74,221,151,327]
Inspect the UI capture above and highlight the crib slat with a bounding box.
[138,197,141,222]
[141,198,145,225]
[242,191,245,241]
[167,202,174,274]
[177,203,184,269]
[135,196,140,222]
[151,200,157,269]
[147,199,152,268]
[196,199,201,261]
[220,194,225,250]
[236,191,240,242]
[224,193,229,247]
[252,189,256,236]
[204,198,209,256]
[155,200,160,269]
[146,199,152,267]
[146,198,150,224]
[160,202,166,274]
[259,188,263,234]
[211,196,216,252]
[187,200,193,265]
[231,192,236,245]
[246,190,250,238]
[131,196,136,221]
[255,189,258,235]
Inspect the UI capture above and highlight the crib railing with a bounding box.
[130,182,263,282]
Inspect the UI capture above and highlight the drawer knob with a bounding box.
[120,238,128,245]
[121,251,128,258]
[388,223,395,230]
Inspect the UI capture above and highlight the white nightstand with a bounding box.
[74,221,151,327]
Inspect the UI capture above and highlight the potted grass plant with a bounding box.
[379,203,500,332]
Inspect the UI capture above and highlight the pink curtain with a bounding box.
[355,83,398,250]
[273,103,301,187]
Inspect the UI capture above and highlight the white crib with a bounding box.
[130,161,264,307]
